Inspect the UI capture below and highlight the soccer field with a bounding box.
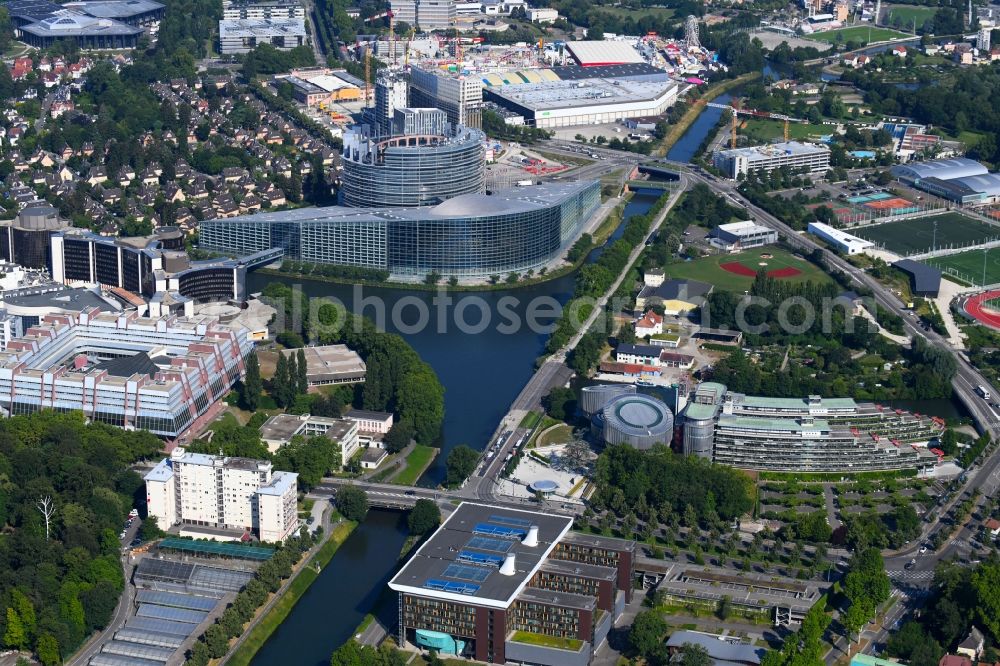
[855,213,1000,256]
[667,247,833,292]
[929,247,1000,286]
[806,26,910,45]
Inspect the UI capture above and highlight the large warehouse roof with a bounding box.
[565,40,645,66]
[948,172,1000,197]
[891,158,989,182]
[486,77,677,112]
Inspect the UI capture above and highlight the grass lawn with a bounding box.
[667,247,834,292]
[740,119,832,143]
[595,5,673,19]
[884,4,935,25]
[929,247,1000,287]
[510,631,584,651]
[519,411,542,429]
[227,521,356,666]
[854,213,1000,255]
[806,26,910,45]
[391,444,437,485]
[536,424,574,448]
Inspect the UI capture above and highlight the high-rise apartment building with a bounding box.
[409,66,482,128]
[145,447,299,542]
[375,72,409,134]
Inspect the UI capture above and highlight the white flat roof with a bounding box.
[565,40,644,65]
[307,74,353,91]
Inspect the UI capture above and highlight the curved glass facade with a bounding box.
[200,181,601,279]
[340,127,486,208]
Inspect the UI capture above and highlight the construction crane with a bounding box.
[388,9,395,66]
[364,45,371,108]
[784,117,790,142]
[404,26,415,68]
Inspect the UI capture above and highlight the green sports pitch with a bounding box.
[929,247,1000,286]
[805,26,910,45]
[854,213,1000,256]
[666,247,833,292]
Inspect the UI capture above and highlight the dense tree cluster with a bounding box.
[185,531,316,665]
[482,109,552,145]
[335,485,369,522]
[241,44,315,78]
[263,283,445,447]
[444,445,479,488]
[843,65,1000,167]
[761,603,830,666]
[843,505,921,551]
[0,411,160,664]
[330,640,409,666]
[593,444,754,524]
[279,261,391,283]
[407,499,441,535]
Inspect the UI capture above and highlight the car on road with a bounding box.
[404,490,415,496]
[919,546,928,554]
[904,559,917,570]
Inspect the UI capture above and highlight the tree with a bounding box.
[717,595,732,620]
[383,421,414,454]
[407,499,440,535]
[296,348,309,395]
[843,602,868,645]
[445,445,479,488]
[972,562,1000,641]
[543,386,576,421]
[336,485,369,522]
[241,352,263,411]
[629,610,666,658]
[36,496,55,540]
[680,643,713,666]
[140,515,164,541]
[36,633,60,666]
[273,353,292,408]
[3,607,26,649]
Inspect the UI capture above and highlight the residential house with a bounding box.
[634,310,663,338]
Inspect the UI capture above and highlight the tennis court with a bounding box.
[855,213,1000,256]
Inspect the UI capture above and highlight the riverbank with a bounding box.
[655,72,758,158]
[226,520,357,666]
[253,193,632,293]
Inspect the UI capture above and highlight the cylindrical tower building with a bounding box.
[580,384,636,417]
[601,393,674,450]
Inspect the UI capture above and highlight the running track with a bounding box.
[965,290,1000,329]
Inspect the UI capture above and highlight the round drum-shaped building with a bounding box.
[602,393,674,450]
[340,120,486,208]
[580,383,636,416]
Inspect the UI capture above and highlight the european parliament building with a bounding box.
[199,181,600,278]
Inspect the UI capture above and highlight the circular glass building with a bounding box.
[580,383,637,417]
[602,393,674,450]
[340,119,486,209]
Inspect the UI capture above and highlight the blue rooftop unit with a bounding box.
[473,523,527,538]
[424,579,481,595]
[458,550,504,566]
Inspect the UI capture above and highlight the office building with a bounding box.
[389,503,635,666]
[713,142,831,179]
[344,408,394,434]
[375,72,409,133]
[484,78,679,129]
[223,0,303,20]
[409,66,483,128]
[144,447,298,542]
[199,180,600,278]
[807,222,874,255]
[680,382,944,473]
[218,17,306,54]
[710,221,778,252]
[978,26,992,51]
[258,412,360,463]
[0,205,71,270]
[50,229,279,305]
[274,68,362,106]
[0,309,253,438]
[340,111,485,208]
[389,0,455,30]
[281,344,366,385]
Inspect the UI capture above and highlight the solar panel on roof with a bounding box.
[466,536,514,553]
[457,550,504,566]
[136,590,217,611]
[473,523,526,538]
[136,604,208,625]
[443,563,492,582]
[125,617,195,638]
[425,579,480,595]
[489,514,532,527]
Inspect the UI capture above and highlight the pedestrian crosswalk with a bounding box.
[888,569,934,582]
